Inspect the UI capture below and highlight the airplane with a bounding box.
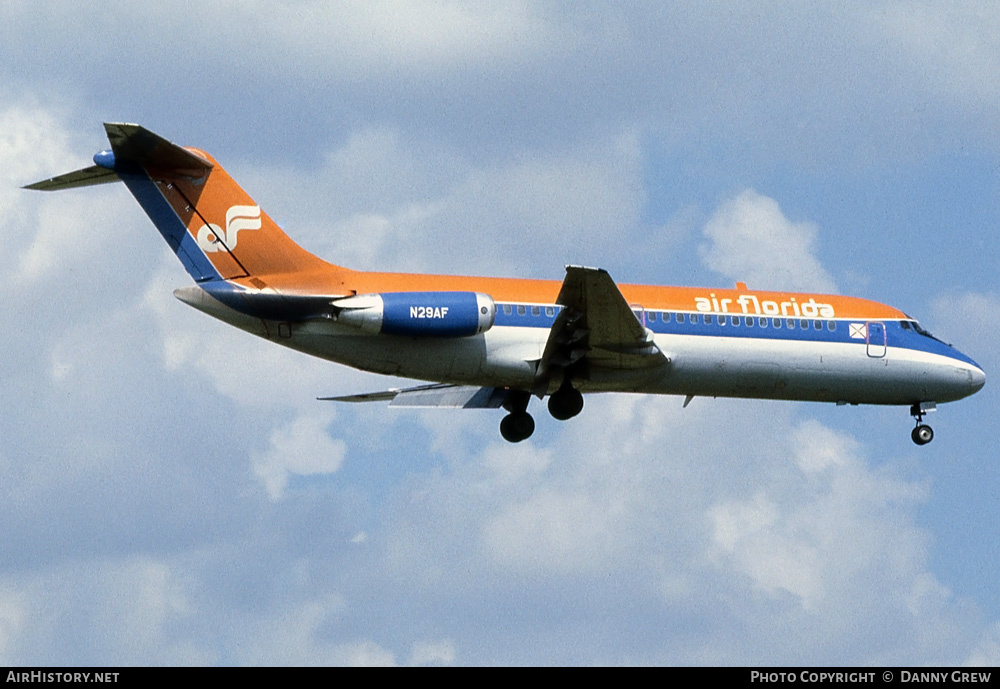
[25,124,985,445]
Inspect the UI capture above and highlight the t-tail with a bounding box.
[25,123,345,319]
[26,123,333,281]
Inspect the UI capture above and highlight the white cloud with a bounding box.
[227,594,400,666]
[367,393,999,663]
[247,127,645,277]
[873,3,1000,111]
[266,1,558,74]
[700,189,839,293]
[0,104,118,286]
[0,557,211,666]
[0,104,80,209]
[0,586,25,666]
[931,292,1000,360]
[482,487,632,575]
[90,559,199,662]
[708,420,928,614]
[328,641,397,667]
[964,624,1000,666]
[252,412,346,501]
[409,639,456,667]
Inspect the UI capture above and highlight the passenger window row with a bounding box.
[498,304,839,332]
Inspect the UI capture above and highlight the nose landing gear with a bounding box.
[911,424,934,445]
[910,402,936,446]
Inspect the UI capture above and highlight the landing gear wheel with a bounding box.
[500,411,535,443]
[911,424,934,446]
[547,386,584,421]
[909,402,936,446]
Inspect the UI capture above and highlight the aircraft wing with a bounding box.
[536,266,668,391]
[321,384,508,408]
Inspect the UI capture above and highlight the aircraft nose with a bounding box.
[970,365,986,393]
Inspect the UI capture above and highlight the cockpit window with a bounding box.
[910,320,948,344]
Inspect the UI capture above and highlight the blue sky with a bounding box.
[1,2,998,665]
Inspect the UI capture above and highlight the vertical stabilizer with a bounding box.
[27,123,336,283]
[104,123,333,282]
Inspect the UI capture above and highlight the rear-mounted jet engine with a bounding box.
[332,291,496,338]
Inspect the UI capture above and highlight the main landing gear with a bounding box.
[547,383,584,421]
[910,402,936,446]
[500,390,534,443]
[499,384,585,443]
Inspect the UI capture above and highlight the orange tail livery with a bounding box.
[26,124,985,445]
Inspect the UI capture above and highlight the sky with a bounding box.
[0,1,999,666]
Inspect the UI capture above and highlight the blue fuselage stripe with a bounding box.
[493,303,981,368]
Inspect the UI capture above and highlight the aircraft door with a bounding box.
[866,321,887,358]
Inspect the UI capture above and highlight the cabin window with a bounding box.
[744,316,754,327]
[517,305,526,316]
[648,311,657,322]
[772,318,782,329]
[786,319,796,329]
[800,319,809,330]
[827,321,837,332]
[731,315,740,326]
[503,304,512,315]
[758,317,767,328]
[676,313,685,324]
[703,314,713,325]
[813,320,822,330]
[545,306,554,317]
[531,306,540,316]
[690,314,700,325]
[663,312,672,323]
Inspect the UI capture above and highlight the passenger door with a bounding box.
[866,321,887,358]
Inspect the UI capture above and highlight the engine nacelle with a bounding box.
[331,291,496,337]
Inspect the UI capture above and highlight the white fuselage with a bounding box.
[176,286,985,408]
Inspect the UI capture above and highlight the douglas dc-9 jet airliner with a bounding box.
[26,124,985,444]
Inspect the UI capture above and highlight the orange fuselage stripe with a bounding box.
[236,268,907,321]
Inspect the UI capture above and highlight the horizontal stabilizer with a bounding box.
[24,123,213,191]
[23,164,119,191]
[321,384,508,408]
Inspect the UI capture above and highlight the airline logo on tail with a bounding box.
[196,205,261,253]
